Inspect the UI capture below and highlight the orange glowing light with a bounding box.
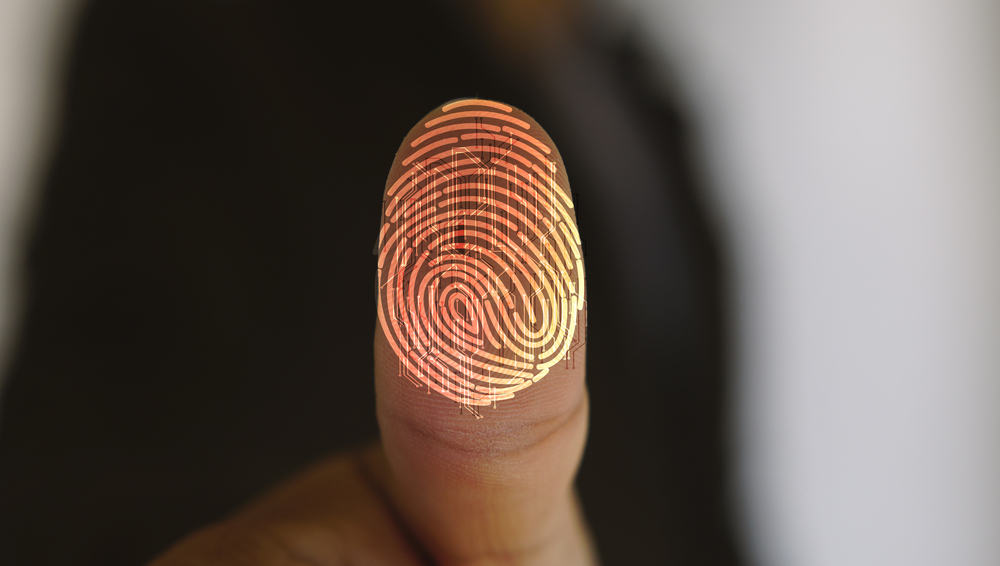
[377,99,585,408]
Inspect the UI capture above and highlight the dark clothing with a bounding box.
[0,2,737,564]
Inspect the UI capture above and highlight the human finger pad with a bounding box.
[372,99,590,561]
[375,98,586,414]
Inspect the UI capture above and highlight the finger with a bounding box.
[372,99,593,564]
[148,452,426,565]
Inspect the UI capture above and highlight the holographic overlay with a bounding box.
[377,99,586,410]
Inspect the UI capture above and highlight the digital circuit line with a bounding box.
[377,100,586,408]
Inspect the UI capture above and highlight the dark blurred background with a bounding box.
[0,1,738,564]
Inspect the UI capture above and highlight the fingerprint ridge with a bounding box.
[378,100,586,409]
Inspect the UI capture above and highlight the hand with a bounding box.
[149,99,595,566]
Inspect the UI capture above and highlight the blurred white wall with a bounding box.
[0,0,79,405]
[604,0,1000,564]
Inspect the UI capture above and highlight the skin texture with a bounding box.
[147,100,596,566]
[376,99,585,407]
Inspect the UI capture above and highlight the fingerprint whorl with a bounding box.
[377,99,586,408]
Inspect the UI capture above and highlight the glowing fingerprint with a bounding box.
[377,99,586,409]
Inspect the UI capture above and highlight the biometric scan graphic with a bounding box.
[377,99,586,412]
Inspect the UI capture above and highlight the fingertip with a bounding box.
[371,98,590,560]
[376,98,585,413]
